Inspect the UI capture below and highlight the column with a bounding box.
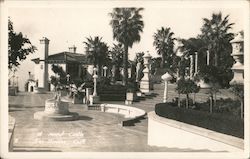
[140,51,152,94]
[189,55,194,79]
[207,50,210,65]
[195,52,198,75]
[161,72,172,103]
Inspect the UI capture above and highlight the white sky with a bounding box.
[7,1,246,91]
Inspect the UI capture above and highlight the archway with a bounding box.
[30,86,34,92]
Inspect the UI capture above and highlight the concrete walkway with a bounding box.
[9,83,235,152]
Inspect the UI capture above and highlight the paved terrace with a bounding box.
[9,83,236,152]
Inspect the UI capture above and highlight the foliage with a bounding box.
[151,57,161,74]
[176,78,200,108]
[229,83,244,119]
[196,64,233,88]
[109,43,124,81]
[229,84,244,100]
[8,18,37,71]
[195,65,218,83]
[155,103,244,138]
[126,79,139,93]
[50,64,67,87]
[153,27,176,68]
[97,76,111,87]
[180,38,206,54]
[109,8,144,85]
[176,78,199,95]
[198,12,235,87]
[84,36,109,75]
[110,43,123,66]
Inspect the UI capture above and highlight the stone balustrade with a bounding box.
[100,104,146,126]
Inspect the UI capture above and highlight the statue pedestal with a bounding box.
[140,80,150,94]
[230,62,244,85]
[89,95,99,105]
[34,98,79,121]
[230,68,244,84]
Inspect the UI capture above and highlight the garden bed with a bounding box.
[155,103,244,138]
[98,84,126,101]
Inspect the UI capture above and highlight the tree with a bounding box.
[8,18,37,71]
[199,12,235,87]
[109,8,144,85]
[84,36,109,76]
[153,27,175,69]
[229,84,244,119]
[109,43,124,81]
[176,78,200,108]
[50,64,67,88]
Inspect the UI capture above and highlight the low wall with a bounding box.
[100,104,146,126]
[9,116,16,152]
[148,111,244,152]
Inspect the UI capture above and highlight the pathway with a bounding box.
[8,83,235,152]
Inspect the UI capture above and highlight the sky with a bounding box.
[7,1,246,91]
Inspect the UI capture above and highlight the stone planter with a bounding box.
[125,92,136,105]
[34,98,79,121]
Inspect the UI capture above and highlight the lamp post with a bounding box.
[103,66,108,77]
[230,32,244,85]
[161,72,172,103]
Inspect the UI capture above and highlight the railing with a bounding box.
[100,104,146,126]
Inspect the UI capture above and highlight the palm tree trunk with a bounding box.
[214,52,218,67]
[209,96,213,113]
[214,93,217,108]
[186,94,189,109]
[240,100,243,119]
[193,93,196,105]
[161,54,165,68]
[123,44,128,86]
[178,93,181,107]
[98,64,102,77]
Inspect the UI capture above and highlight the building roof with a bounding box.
[32,52,89,64]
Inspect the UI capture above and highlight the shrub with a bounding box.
[176,78,200,108]
[155,103,244,138]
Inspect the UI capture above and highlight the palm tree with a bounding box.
[83,36,109,76]
[109,8,144,85]
[200,12,234,67]
[153,27,175,68]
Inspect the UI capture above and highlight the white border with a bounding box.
[1,0,249,159]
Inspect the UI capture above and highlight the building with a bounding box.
[28,37,92,93]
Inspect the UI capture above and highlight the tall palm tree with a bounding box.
[153,27,175,68]
[83,36,109,76]
[200,12,234,67]
[109,8,144,85]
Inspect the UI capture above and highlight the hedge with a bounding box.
[155,103,244,138]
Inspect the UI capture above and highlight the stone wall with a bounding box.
[147,111,243,152]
